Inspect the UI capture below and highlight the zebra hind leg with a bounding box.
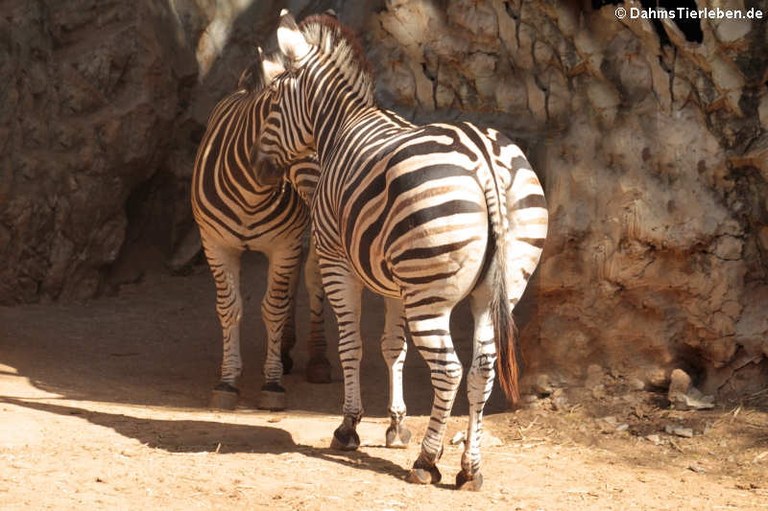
[404,309,462,485]
[280,287,297,375]
[205,245,244,410]
[257,244,303,411]
[303,238,332,383]
[381,297,411,448]
[454,282,499,491]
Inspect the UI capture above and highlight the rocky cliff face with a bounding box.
[1,0,193,301]
[0,0,287,301]
[2,0,766,396]
[367,0,767,395]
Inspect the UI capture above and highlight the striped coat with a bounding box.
[255,12,548,489]
[191,56,330,411]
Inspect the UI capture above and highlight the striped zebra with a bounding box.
[191,51,330,411]
[253,12,549,490]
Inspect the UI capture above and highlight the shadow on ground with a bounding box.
[1,255,516,417]
[1,396,411,482]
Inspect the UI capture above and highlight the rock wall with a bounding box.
[1,0,193,301]
[0,0,295,301]
[2,0,766,396]
[366,0,768,395]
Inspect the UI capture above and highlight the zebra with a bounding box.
[191,49,331,411]
[252,12,549,490]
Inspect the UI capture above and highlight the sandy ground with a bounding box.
[1,254,767,510]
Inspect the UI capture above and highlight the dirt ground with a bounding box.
[1,254,767,510]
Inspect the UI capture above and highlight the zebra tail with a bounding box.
[474,126,546,406]
[477,149,521,405]
[489,244,521,405]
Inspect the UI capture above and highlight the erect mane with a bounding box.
[237,59,266,92]
[298,14,375,105]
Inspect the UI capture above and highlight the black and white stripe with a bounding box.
[255,12,548,488]
[191,53,330,411]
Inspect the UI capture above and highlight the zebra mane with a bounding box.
[298,14,375,105]
[237,49,286,92]
[237,59,266,92]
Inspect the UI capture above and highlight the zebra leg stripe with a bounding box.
[303,237,331,383]
[324,259,365,450]
[407,310,462,465]
[458,285,498,487]
[280,255,299,375]
[204,243,244,390]
[258,243,303,410]
[381,297,410,448]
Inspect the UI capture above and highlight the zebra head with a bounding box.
[241,47,292,188]
[253,11,318,181]
[256,10,375,177]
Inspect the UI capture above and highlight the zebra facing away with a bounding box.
[191,51,331,411]
[253,11,549,490]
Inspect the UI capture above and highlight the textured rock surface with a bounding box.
[366,0,768,395]
[0,0,297,300]
[1,0,193,301]
[2,0,766,396]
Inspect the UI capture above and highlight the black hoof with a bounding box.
[455,470,483,491]
[210,382,239,410]
[406,465,442,485]
[406,452,442,485]
[330,425,360,451]
[385,423,412,448]
[305,356,332,383]
[281,353,294,375]
[258,382,286,411]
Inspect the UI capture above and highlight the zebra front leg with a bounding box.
[455,288,498,491]
[324,265,364,451]
[405,309,463,485]
[303,237,331,383]
[204,244,244,410]
[257,244,303,411]
[381,297,410,448]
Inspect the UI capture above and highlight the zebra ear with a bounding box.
[277,10,310,61]
[261,51,285,85]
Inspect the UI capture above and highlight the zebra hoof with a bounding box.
[405,465,442,485]
[281,353,294,375]
[385,423,411,448]
[257,383,286,411]
[305,356,332,383]
[330,425,360,451]
[406,452,442,485]
[455,470,483,491]
[209,383,239,410]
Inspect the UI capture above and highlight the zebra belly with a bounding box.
[193,186,309,254]
[200,213,307,254]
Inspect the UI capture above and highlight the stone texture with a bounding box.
[669,369,692,397]
[1,0,193,302]
[368,0,768,396]
[0,0,292,301]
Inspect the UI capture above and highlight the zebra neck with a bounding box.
[312,98,381,164]
[302,57,376,162]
